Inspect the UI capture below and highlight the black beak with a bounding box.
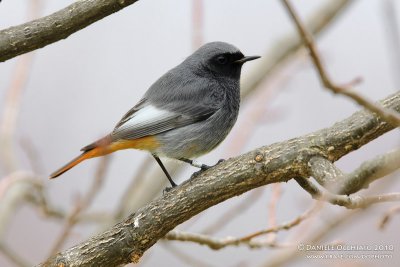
[234,55,261,64]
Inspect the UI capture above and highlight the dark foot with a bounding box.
[200,164,211,171]
[190,169,206,179]
[163,185,176,194]
[216,159,225,165]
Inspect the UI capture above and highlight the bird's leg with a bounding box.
[179,158,225,178]
[152,154,177,188]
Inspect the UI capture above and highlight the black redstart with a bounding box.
[50,42,260,186]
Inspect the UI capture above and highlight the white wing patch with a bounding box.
[113,105,175,133]
[125,105,168,125]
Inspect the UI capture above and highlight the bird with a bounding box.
[50,41,260,187]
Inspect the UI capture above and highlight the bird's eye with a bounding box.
[216,55,228,65]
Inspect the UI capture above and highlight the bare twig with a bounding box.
[242,0,354,98]
[238,204,319,242]
[165,230,291,250]
[295,177,400,209]
[182,193,317,249]
[48,157,110,256]
[282,0,400,127]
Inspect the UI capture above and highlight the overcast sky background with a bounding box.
[0,0,399,266]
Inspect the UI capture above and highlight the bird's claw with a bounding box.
[191,158,225,179]
[162,185,176,194]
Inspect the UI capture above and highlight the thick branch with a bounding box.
[0,0,139,62]
[341,149,400,194]
[308,149,400,195]
[37,92,400,267]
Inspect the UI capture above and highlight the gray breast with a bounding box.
[155,80,240,159]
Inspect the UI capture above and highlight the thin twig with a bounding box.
[282,0,400,127]
[166,205,317,250]
[165,230,291,250]
[242,0,354,98]
[238,204,319,242]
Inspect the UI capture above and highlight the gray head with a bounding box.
[183,42,260,79]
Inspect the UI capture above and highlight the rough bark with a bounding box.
[37,92,400,267]
[0,0,139,62]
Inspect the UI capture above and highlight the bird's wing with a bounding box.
[111,94,223,141]
[111,69,225,141]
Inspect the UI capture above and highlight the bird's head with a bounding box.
[185,42,260,79]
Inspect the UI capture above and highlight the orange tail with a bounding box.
[50,135,160,179]
[50,147,105,179]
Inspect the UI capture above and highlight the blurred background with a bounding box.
[0,0,399,266]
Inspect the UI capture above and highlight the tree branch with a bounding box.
[163,204,318,250]
[307,149,400,195]
[341,149,400,194]
[36,92,400,266]
[0,0,139,62]
[164,230,289,250]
